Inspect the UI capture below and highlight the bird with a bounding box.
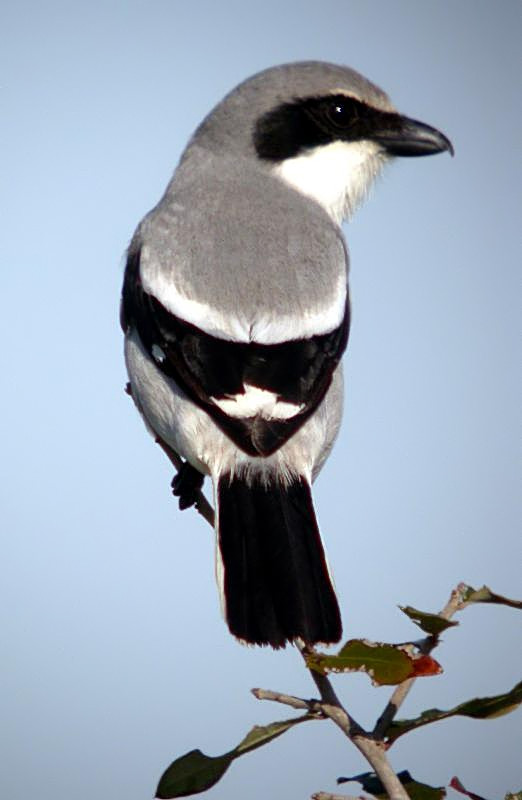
[121,61,453,649]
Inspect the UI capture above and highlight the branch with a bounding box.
[252,687,324,715]
[373,583,469,738]
[296,643,410,800]
[253,644,410,798]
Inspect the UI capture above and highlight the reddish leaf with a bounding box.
[411,654,444,677]
[306,639,442,686]
[449,776,490,800]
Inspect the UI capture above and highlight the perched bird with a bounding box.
[121,61,452,648]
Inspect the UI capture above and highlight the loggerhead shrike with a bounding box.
[121,61,452,648]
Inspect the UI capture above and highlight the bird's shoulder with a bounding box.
[142,148,345,255]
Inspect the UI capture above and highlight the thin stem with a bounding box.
[297,644,409,800]
[373,583,469,738]
[348,738,409,800]
[251,688,324,714]
[298,642,363,736]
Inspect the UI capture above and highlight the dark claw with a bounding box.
[171,462,204,510]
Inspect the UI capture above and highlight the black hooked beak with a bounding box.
[373,114,454,157]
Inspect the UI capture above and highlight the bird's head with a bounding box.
[190,61,453,224]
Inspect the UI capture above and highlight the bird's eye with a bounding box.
[326,101,351,128]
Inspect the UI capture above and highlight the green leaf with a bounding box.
[385,681,522,744]
[504,792,522,800]
[400,605,459,635]
[461,585,522,610]
[155,714,314,798]
[155,750,230,799]
[338,770,446,800]
[305,639,442,686]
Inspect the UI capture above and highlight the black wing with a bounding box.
[121,248,350,457]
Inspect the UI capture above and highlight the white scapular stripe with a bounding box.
[141,262,346,345]
[211,384,303,419]
[274,139,385,224]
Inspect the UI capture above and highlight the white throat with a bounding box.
[273,140,386,224]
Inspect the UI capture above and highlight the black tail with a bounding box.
[217,472,342,648]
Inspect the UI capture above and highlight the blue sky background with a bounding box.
[2,2,520,799]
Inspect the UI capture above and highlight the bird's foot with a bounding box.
[171,462,204,510]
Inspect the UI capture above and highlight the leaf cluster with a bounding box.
[155,583,521,799]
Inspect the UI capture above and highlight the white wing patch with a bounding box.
[152,344,166,363]
[211,384,303,420]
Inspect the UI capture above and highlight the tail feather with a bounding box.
[217,472,342,648]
